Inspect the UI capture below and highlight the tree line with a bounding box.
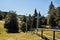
[0,1,60,33]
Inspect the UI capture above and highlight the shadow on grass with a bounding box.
[36,33,50,40]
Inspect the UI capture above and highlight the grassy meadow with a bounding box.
[37,30,60,40]
[43,31,60,39]
[0,21,40,40]
[0,21,60,40]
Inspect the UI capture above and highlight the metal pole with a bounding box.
[53,31,55,40]
[36,14,39,32]
[26,14,27,32]
[36,16,38,31]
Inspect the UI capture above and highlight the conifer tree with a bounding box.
[28,14,32,30]
[47,1,56,26]
[33,8,38,28]
[55,7,60,27]
[38,11,41,28]
[0,11,3,20]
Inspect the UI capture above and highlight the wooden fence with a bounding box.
[33,28,60,40]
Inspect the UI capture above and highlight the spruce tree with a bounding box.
[33,8,38,28]
[39,11,41,16]
[47,1,56,27]
[28,14,34,30]
[55,7,60,27]
[38,11,41,28]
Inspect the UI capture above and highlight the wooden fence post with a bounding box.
[53,31,55,40]
[41,30,43,37]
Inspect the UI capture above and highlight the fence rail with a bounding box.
[33,28,60,40]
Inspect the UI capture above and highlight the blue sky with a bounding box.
[0,0,60,16]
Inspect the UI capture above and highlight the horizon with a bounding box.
[0,0,60,17]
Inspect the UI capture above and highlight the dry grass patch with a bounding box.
[0,32,40,40]
[0,21,5,33]
[0,21,40,40]
[42,30,60,38]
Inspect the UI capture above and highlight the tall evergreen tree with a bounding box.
[28,14,33,30]
[33,8,38,17]
[38,11,41,28]
[39,11,41,16]
[55,7,60,24]
[47,1,56,26]
[33,8,38,28]
[49,1,55,10]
